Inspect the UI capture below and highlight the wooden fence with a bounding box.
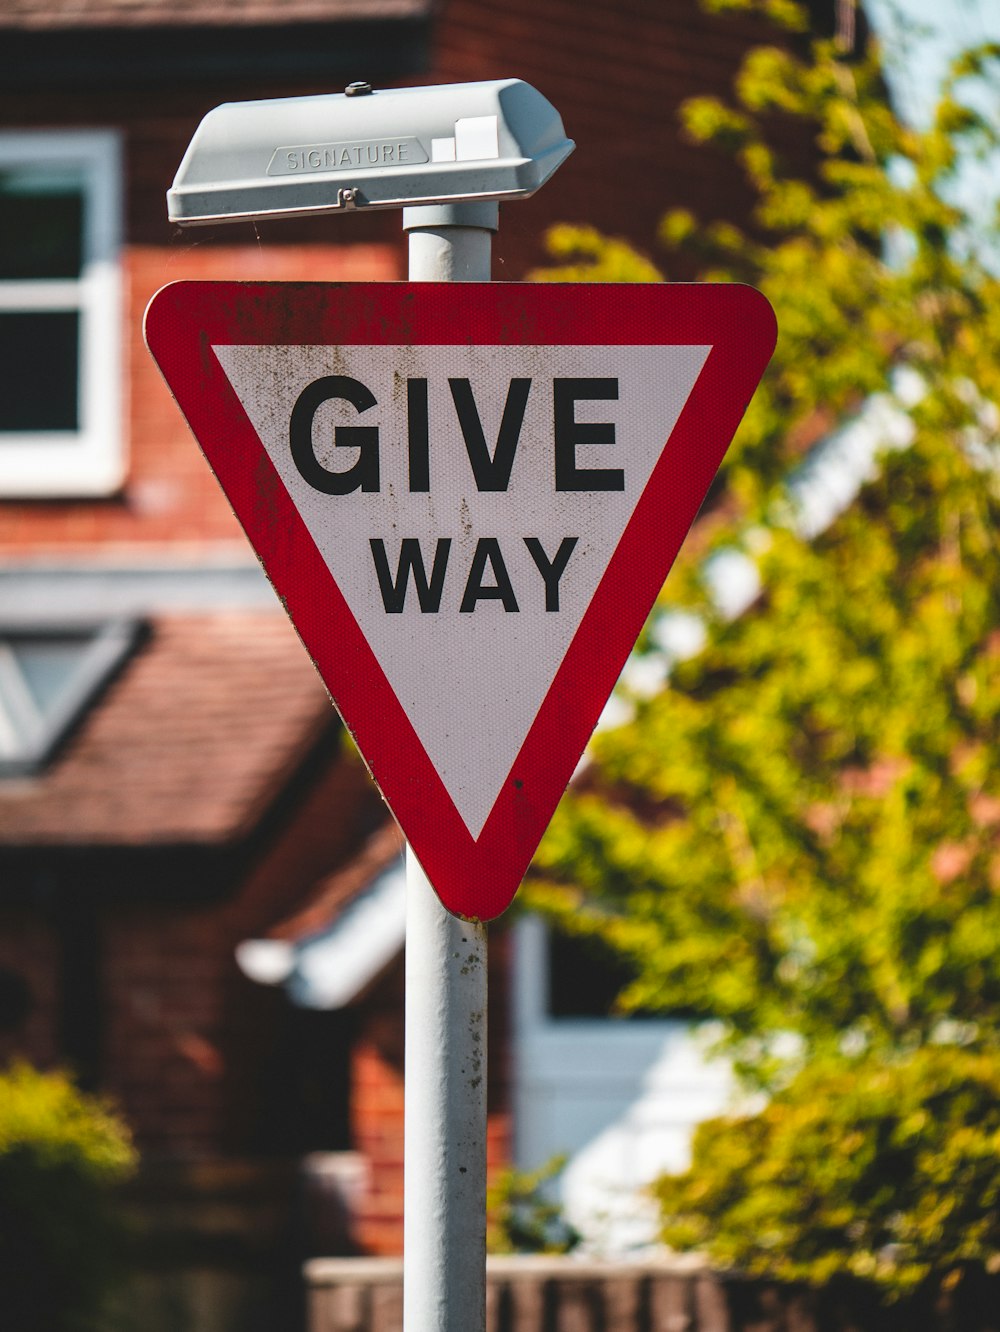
[305,1253,1000,1332]
[305,1255,800,1332]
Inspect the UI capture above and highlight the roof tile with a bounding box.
[0,612,335,847]
[0,0,428,28]
[267,818,404,941]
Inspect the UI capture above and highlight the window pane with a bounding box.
[548,931,636,1018]
[13,635,94,716]
[547,930,694,1020]
[0,620,141,775]
[0,169,84,279]
[0,311,79,433]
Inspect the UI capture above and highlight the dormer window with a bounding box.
[0,619,141,777]
[0,130,123,497]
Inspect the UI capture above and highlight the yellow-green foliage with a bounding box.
[0,1063,137,1332]
[655,1048,1000,1295]
[0,1061,136,1176]
[486,1155,579,1255]
[528,0,1000,1297]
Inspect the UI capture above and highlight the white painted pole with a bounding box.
[404,201,498,285]
[403,848,488,1331]
[402,200,497,1332]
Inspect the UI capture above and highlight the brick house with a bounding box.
[0,0,819,1323]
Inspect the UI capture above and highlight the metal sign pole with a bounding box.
[402,200,498,1332]
[403,848,488,1331]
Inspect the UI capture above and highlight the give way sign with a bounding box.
[144,281,775,920]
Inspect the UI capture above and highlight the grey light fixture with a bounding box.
[167,78,574,226]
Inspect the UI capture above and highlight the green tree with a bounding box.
[527,0,1000,1298]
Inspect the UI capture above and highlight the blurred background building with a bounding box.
[0,0,825,1325]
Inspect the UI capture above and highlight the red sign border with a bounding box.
[145,281,775,919]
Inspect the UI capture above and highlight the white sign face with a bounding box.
[214,343,710,837]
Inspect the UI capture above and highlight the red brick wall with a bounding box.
[426,0,776,279]
[0,240,400,556]
[0,745,381,1157]
[0,78,403,554]
[0,0,804,1256]
[0,910,60,1072]
[95,860,509,1247]
[0,81,408,245]
[0,0,788,555]
[350,966,406,1255]
[350,930,512,1256]
[98,749,383,1158]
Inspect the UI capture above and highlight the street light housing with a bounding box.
[167,78,574,226]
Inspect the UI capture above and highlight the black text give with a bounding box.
[289,375,623,494]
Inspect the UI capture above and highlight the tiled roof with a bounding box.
[0,0,427,28]
[267,818,404,941]
[0,612,335,847]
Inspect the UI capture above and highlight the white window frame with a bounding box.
[0,618,142,776]
[0,129,123,497]
[511,913,732,1252]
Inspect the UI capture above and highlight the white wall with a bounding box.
[512,914,731,1253]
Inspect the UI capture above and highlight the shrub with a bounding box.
[654,1047,1000,1295]
[0,1062,137,1332]
[486,1155,579,1255]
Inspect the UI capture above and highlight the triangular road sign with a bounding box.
[145,281,775,920]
